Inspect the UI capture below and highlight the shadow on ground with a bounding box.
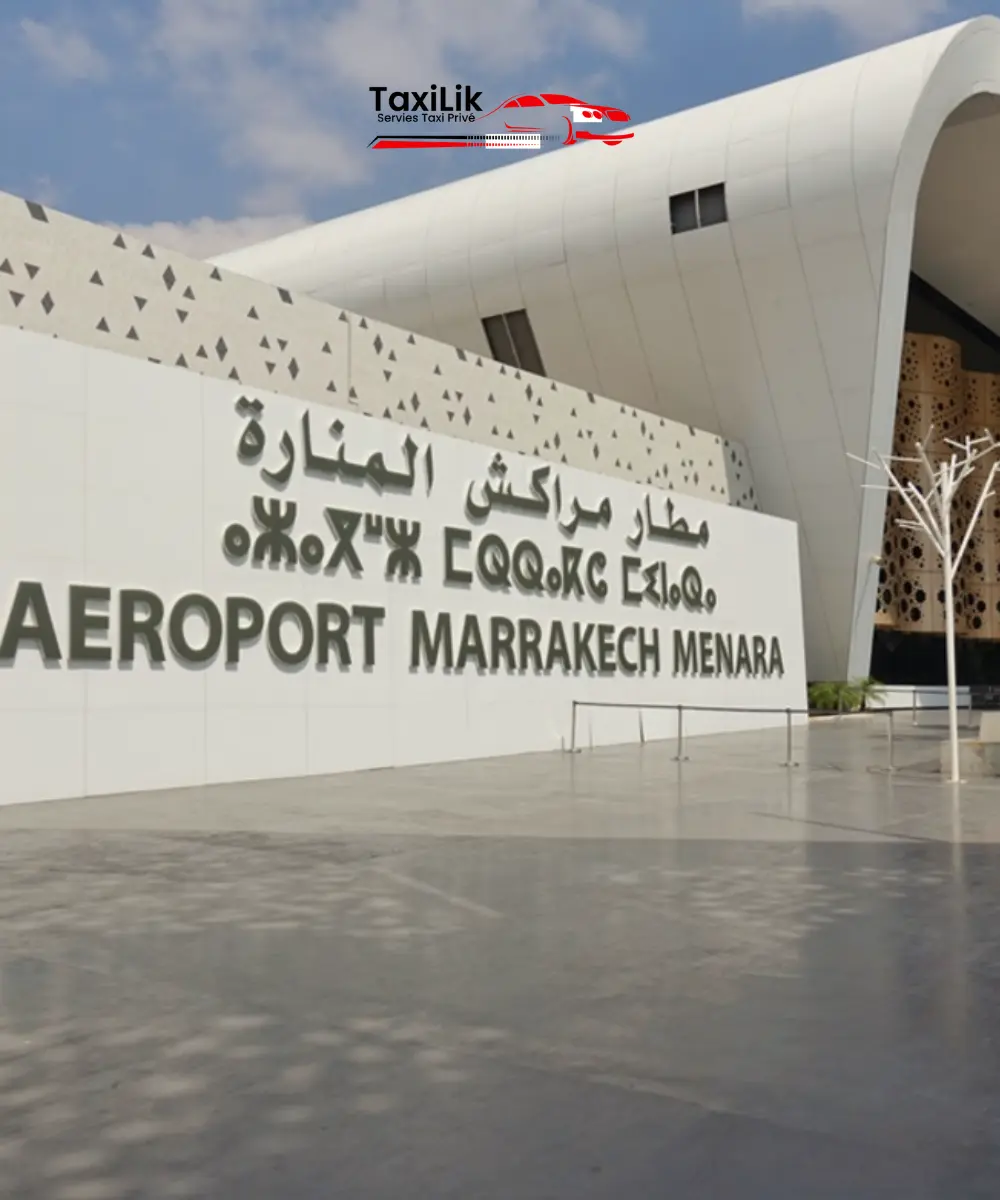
[0,722,998,1196]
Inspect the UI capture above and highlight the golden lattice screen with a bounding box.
[877,332,1000,640]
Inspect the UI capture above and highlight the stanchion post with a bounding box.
[783,708,794,767]
[638,708,645,745]
[912,689,918,727]
[672,705,688,762]
[967,691,974,730]
[887,709,895,773]
[570,701,577,754]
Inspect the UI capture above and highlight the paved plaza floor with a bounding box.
[0,716,999,1197]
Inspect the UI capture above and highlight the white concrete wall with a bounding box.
[0,324,806,805]
[872,685,975,728]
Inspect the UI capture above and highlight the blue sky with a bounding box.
[1,0,993,256]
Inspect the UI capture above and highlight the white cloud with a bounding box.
[21,1,644,229]
[140,0,642,209]
[29,176,61,208]
[145,0,369,209]
[315,0,642,87]
[744,0,951,44]
[117,213,309,259]
[20,18,109,82]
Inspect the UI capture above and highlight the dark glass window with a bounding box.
[670,183,728,234]
[698,183,727,227]
[504,309,545,376]
[669,191,698,234]
[481,309,546,376]
[482,313,516,368]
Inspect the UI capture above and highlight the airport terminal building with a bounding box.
[218,15,1000,689]
[2,17,1000,801]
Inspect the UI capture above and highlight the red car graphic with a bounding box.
[477,93,633,146]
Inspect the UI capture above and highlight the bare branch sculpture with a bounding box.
[850,427,1000,782]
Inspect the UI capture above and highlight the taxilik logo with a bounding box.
[368,86,633,151]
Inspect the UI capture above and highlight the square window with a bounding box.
[698,183,727,226]
[670,191,698,234]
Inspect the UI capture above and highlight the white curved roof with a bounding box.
[216,17,1000,679]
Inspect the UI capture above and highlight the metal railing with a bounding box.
[568,699,982,774]
[827,686,974,726]
[903,687,974,727]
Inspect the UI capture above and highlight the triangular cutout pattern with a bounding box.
[0,186,749,506]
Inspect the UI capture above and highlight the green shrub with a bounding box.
[808,677,885,713]
[852,676,886,711]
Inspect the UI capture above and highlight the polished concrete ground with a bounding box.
[0,716,999,1197]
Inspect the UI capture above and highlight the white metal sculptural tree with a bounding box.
[850,428,1000,784]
